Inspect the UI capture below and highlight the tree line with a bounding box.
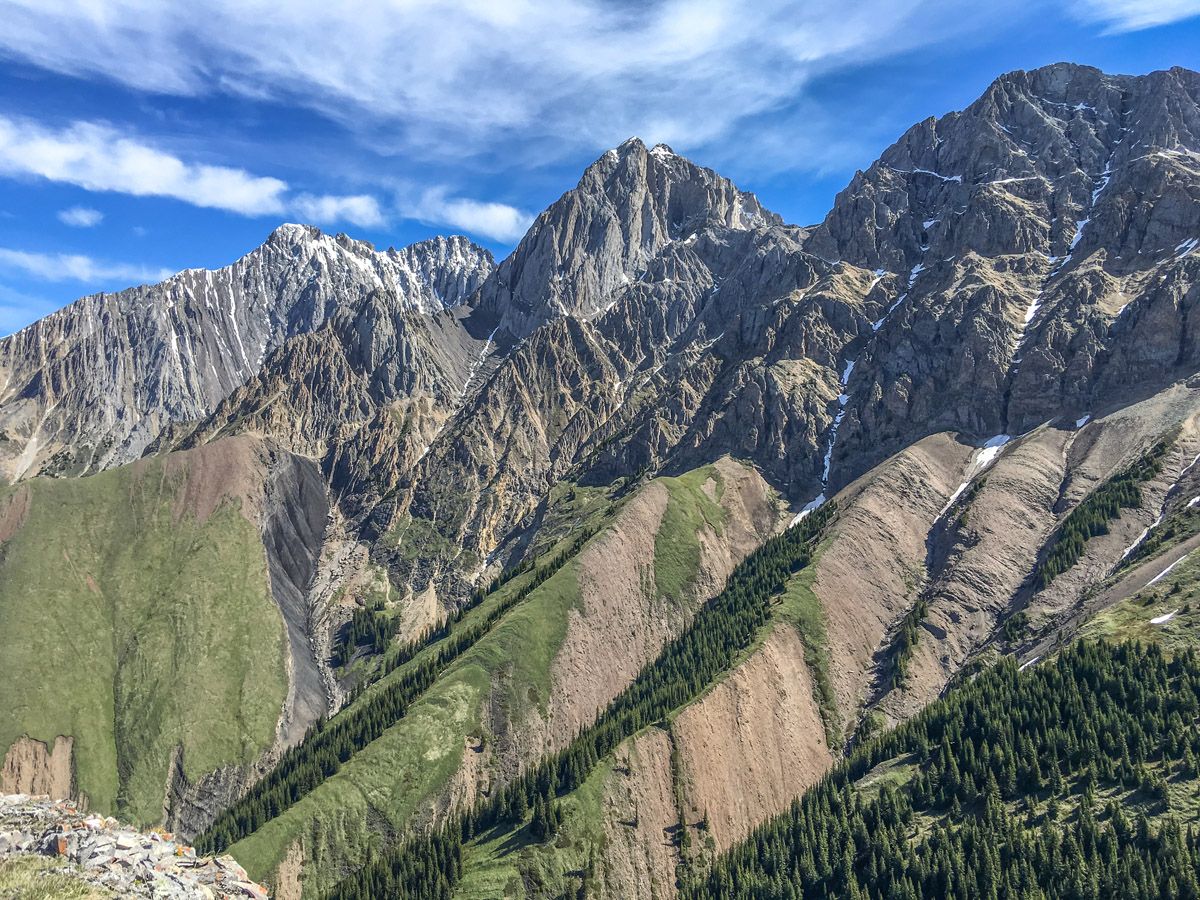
[195,525,599,854]
[1035,436,1172,589]
[327,505,837,899]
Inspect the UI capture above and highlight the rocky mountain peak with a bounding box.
[808,64,1199,274]
[472,137,781,337]
[0,226,495,481]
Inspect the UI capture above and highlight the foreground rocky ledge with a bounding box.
[0,794,268,898]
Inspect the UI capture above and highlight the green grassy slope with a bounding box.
[226,527,591,893]
[226,466,735,896]
[1083,549,1200,654]
[0,457,287,825]
[0,855,112,899]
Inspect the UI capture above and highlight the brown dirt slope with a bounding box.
[597,729,680,900]
[876,381,1200,721]
[810,432,970,731]
[1,735,74,799]
[672,623,834,851]
[534,457,778,761]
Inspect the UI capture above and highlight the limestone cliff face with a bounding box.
[371,153,843,597]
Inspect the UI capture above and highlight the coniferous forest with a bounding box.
[325,506,836,900]
[685,640,1200,900]
[1034,437,1172,588]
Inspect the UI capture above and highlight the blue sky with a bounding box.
[0,0,1197,335]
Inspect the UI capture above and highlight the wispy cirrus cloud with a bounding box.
[0,0,1004,166]
[1072,0,1200,31]
[0,247,172,283]
[57,206,104,227]
[0,115,384,228]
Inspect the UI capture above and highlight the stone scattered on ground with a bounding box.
[0,794,269,899]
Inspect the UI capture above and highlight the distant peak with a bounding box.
[394,234,496,267]
[268,222,322,243]
[650,143,676,157]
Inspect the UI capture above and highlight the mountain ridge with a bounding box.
[2,60,1200,900]
[0,224,495,482]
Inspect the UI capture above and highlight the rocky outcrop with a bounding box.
[0,793,269,898]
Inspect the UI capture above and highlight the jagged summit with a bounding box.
[0,222,494,480]
[809,63,1200,272]
[472,136,781,337]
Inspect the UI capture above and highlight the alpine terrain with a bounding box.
[2,61,1200,899]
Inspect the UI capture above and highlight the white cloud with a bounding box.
[409,190,533,243]
[0,117,286,215]
[57,206,104,227]
[0,247,172,284]
[0,115,385,227]
[0,0,1005,166]
[291,193,384,229]
[1073,0,1200,30]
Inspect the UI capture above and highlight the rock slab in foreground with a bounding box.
[0,794,268,899]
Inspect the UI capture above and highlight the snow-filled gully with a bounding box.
[935,434,1013,523]
[792,249,934,527]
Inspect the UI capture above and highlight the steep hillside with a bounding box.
[0,59,1198,900]
[200,459,779,897]
[323,505,835,900]
[0,437,328,834]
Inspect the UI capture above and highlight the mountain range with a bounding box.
[2,61,1200,899]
